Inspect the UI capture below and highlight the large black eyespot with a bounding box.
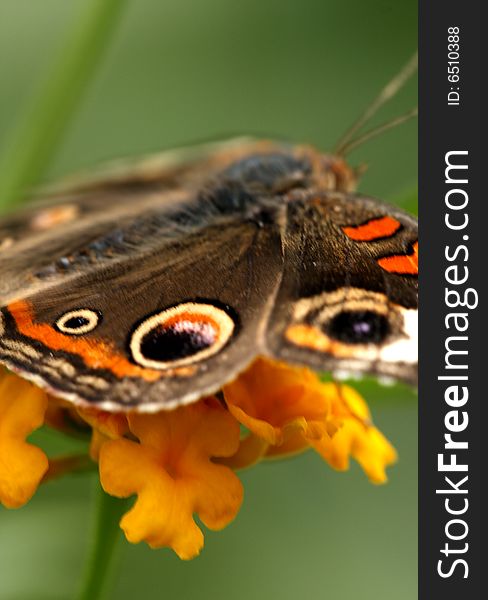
[130,302,236,369]
[55,309,101,335]
[140,321,216,362]
[324,310,390,345]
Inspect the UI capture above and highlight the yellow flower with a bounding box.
[223,358,397,483]
[0,357,398,557]
[0,370,49,508]
[309,384,397,483]
[98,398,243,559]
[223,358,338,446]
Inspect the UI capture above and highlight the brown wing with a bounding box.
[266,189,418,385]
[0,140,416,413]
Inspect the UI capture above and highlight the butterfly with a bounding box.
[0,59,418,414]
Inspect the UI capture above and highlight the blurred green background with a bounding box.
[0,1,417,599]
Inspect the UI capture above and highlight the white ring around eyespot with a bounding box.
[130,302,235,370]
[56,309,100,335]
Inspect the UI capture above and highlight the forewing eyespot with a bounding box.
[55,309,101,335]
[129,302,236,370]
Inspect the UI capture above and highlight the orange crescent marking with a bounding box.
[378,241,418,275]
[7,300,163,382]
[342,216,401,241]
[285,324,332,352]
[285,324,371,358]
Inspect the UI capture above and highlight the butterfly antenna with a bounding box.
[335,51,418,156]
[338,106,418,156]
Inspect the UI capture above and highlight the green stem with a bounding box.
[77,482,130,600]
[0,0,128,212]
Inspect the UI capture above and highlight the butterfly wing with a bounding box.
[0,172,286,411]
[0,141,417,411]
[266,189,418,384]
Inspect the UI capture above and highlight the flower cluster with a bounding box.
[0,358,396,559]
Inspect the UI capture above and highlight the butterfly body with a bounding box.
[0,139,417,411]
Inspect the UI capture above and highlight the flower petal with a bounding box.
[77,406,128,440]
[223,357,334,446]
[217,432,269,469]
[223,357,397,482]
[264,430,310,459]
[0,370,48,508]
[77,406,128,460]
[312,385,398,483]
[99,398,243,559]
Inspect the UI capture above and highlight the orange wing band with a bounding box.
[377,241,418,275]
[7,300,162,382]
[342,216,401,242]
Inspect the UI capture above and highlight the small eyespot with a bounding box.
[31,204,79,231]
[324,310,390,345]
[130,302,236,370]
[55,309,101,335]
